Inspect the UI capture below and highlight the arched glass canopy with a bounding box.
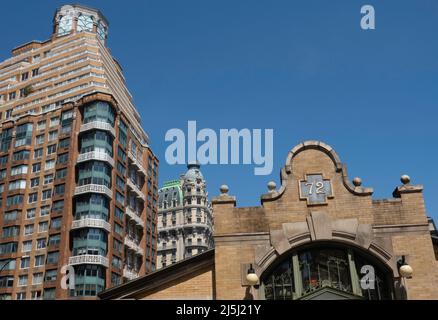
[261,244,394,300]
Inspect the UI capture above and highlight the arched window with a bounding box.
[58,15,73,36]
[261,244,394,300]
[77,15,93,32]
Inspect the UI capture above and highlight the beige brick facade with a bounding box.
[100,141,438,300]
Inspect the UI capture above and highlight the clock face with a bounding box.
[58,16,72,36]
[77,15,93,32]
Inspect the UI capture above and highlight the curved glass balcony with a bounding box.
[79,130,113,156]
[75,194,109,220]
[83,101,115,126]
[80,101,116,137]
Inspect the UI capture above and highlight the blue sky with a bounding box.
[2,1,438,217]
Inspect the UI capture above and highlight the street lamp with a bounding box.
[246,264,259,286]
[397,255,413,278]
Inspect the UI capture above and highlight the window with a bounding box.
[15,123,33,147]
[22,240,32,252]
[118,147,126,162]
[115,207,124,220]
[116,192,125,205]
[31,291,42,300]
[0,259,16,271]
[111,272,122,286]
[34,255,45,267]
[57,153,68,165]
[59,138,70,149]
[42,189,52,200]
[8,179,26,191]
[16,292,26,300]
[45,269,57,282]
[0,155,8,166]
[113,239,123,253]
[0,276,14,288]
[34,148,43,159]
[114,223,123,236]
[0,169,6,179]
[48,234,61,246]
[0,242,18,255]
[36,238,46,250]
[40,205,50,217]
[44,174,54,185]
[112,256,122,269]
[38,221,49,233]
[18,275,28,287]
[32,273,43,285]
[31,177,40,188]
[32,163,41,173]
[11,165,28,175]
[4,210,19,222]
[54,184,65,196]
[55,168,67,180]
[51,218,62,230]
[21,72,29,81]
[52,200,64,212]
[26,208,36,219]
[77,14,93,32]
[7,194,24,207]
[35,134,45,145]
[47,252,59,264]
[37,120,46,130]
[117,162,126,175]
[116,176,125,190]
[24,224,34,236]
[2,226,20,238]
[48,130,58,142]
[45,159,55,170]
[21,257,30,269]
[47,144,57,155]
[43,288,56,300]
[8,92,16,100]
[50,117,59,127]
[28,192,38,204]
[261,246,393,300]
[32,68,39,77]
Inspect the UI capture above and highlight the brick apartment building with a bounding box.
[99,141,438,300]
[0,4,159,299]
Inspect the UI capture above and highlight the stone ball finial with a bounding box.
[401,175,410,185]
[220,185,229,194]
[352,177,362,187]
[267,181,277,193]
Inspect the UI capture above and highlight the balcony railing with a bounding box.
[77,151,115,167]
[71,218,111,232]
[123,266,139,281]
[128,151,147,176]
[68,254,109,267]
[124,236,144,256]
[126,207,145,228]
[74,184,113,199]
[127,178,146,201]
[80,120,116,137]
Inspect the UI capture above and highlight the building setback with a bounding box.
[157,164,214,269]
[0,4,159,299]
[99,141,438,300]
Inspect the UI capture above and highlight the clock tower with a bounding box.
[53,4,109,45]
